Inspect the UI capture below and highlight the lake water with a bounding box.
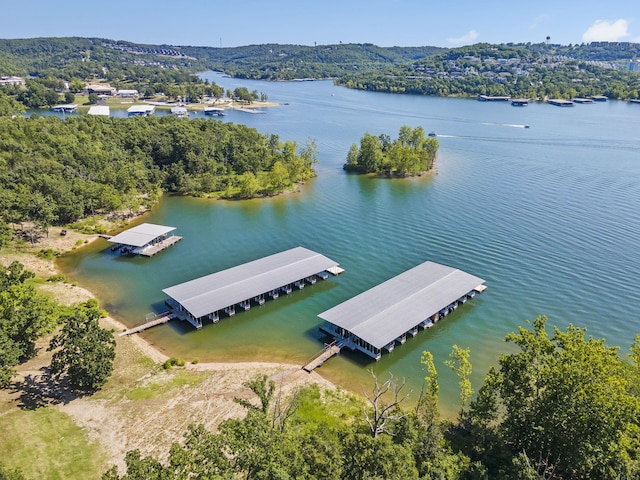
[58,73,640,414]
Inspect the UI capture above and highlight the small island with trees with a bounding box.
[344,126,439,176]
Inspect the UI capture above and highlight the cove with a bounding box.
[58,72,640,413]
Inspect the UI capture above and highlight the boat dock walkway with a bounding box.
[303,340,343,372]
[118,311,176,336]
[138,235,183,256]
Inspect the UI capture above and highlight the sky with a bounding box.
[2,0,639,48]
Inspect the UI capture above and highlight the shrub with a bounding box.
[37,248,61,260]
[162,357,186,370]
[47,274,66,283]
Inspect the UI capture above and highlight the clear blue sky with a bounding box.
[3,0,639,48]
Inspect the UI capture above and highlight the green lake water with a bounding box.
[58,73,640,414]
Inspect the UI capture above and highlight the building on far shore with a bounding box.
[86,84,116,96]
[117,89,139,98]
[0,76,25,86]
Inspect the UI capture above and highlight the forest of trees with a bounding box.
[95,317,640,480]
[344,126,439,176]
[336,43,640,100]
[0,115,317,239]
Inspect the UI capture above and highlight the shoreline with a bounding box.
[1,220,338,473]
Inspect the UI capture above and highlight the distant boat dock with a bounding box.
[317,261,486,361]
[548,99,575,107]
[478,95,510,102]
[162,247,343,330]
[108,223,182,257]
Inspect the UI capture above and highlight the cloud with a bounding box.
[582,19,631,42]
[447,30,478,46]
[529,14,552,31]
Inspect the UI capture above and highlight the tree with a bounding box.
[236,172,261,198]
[362,371,410,438]
[233,373,275,414]
[357,133,383,173]
[445,344,473,418]
[0,262,58,387]
[341,432,419,480]
[0,219,12,249]
[267,161,291,194]
[419,350,439,423]
[472,316,640,479]
[48,299,116,392]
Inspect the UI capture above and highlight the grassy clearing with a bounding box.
[0,407,107,479]
[125,369,205,401]
[294,384,361,431]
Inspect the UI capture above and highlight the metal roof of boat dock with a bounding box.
[162,247,340,319]
[108,223,176,247]
[318,261,484,350]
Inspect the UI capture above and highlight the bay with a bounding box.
[58,73,640,414]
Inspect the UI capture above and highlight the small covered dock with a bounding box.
[107,223,181,256]
[478,95,510,102]
[318,261,485,361]
[127,105,155,116]
[88,105,110,116]
[163,246,342,329]
[549,99,574,107]
[52,104,78,113]
[171,106,189,117]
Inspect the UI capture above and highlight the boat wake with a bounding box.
[482,122,530,128]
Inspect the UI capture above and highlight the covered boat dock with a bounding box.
[318,261,485,361]
[107,223,181,256]
[163,246,342,329]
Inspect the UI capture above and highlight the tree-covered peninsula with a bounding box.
[344,126,438,176]
[0,115,317,237]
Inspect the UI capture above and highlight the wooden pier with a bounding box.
[303,341,343,372]
[138,235,182,256]
[118,312,175,336]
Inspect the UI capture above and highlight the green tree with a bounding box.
[267,161,291,194]
[0,219,12,249]
[357,133,384,173]
[472,316,640,479]
[48,299,116,392]
[236,172,261,198]
[0,262,58,387]
[234,373,275,414]
[445,344,473,418]
[341,432,419,480]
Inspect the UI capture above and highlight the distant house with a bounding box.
[0,76,25,86]
[88,105,110,116]
[117,89,139,98]
[86,84,116,96]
